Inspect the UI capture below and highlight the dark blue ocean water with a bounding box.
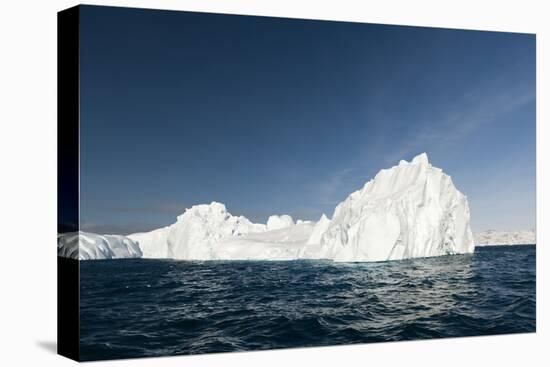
[79,245,536,361]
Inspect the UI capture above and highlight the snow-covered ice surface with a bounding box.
[474,230,536,246]
[303,153,475,262]
[65,153,476,262]
[58,231,142,260]
[218,222,314,260]
[128,227,170,258]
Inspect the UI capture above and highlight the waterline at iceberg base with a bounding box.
[59,153,475,262]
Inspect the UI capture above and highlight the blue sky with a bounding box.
[79,6,536,234]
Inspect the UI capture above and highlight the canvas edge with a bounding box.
[57,5,81,362]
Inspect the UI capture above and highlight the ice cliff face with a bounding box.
[474,229,536,246]
[308,153,475,262]
[128,227,171,258]
[58,231,142,260]
[306,214,330,245]
[297,214,331,258]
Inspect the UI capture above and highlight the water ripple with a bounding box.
[79,245,536,361]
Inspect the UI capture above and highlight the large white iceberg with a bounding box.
[304,153,475,262]
[58,231,142,260]
[66,153,475,262]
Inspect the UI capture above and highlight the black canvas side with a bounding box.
[57,5,80,362]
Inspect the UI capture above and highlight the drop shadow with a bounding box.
[36,340,57,354]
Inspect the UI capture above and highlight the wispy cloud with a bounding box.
[382,85,535,165]
[310,80,535,209]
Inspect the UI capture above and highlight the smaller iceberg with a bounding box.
[58,231,142,260]
[474,229,536,246]
[219,221,314,260]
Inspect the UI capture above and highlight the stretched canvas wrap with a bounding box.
[57,5,536,362]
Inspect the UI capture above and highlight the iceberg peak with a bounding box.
[177,201,227,221]
[411,152,429,165]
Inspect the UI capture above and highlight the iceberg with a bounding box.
[58,231,142,260]
[68,153,475,262]
[474,229,536,246]
[308,153,475,262]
